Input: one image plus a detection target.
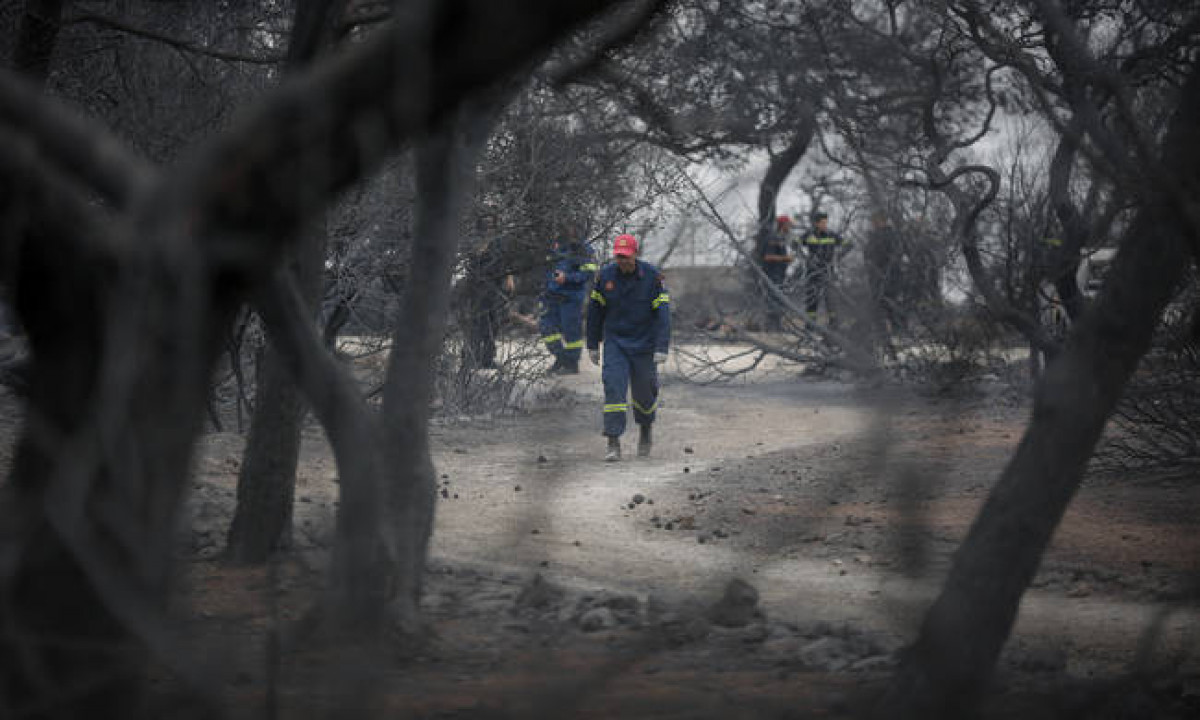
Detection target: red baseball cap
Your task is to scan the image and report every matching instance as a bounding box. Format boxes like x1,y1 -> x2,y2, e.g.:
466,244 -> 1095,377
613,234 -> 639,256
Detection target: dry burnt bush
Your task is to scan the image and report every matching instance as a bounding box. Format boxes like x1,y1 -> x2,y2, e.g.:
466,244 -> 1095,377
1096,274 -> 1200,476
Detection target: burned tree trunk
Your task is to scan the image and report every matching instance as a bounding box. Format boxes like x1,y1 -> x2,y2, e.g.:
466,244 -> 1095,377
12,0 -> 63,83
325,101 -> 499,633
226,0 -> 347,563
225,334 -> 307,560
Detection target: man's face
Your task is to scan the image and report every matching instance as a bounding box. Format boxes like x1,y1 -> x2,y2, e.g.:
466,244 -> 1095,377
815,218 -> 828,232
616,253 -> 637,273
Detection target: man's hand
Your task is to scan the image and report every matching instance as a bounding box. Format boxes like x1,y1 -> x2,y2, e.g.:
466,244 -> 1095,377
589,349 -> 601,366
654,351 -> 668,366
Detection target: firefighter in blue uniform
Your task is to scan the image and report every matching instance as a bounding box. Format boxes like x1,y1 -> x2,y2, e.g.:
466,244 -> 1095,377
586,234 -> 671,462
539,230 -> 597,374
802,211 -> 850,325
760,214 -> 796,331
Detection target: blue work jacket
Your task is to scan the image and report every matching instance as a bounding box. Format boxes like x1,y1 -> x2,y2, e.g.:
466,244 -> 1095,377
801,228 -> 849,267
586,260 -> 671,354
543,242 -> 597,299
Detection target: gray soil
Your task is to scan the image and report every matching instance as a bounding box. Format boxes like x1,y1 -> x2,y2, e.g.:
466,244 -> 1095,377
6,341 -> 1197,717
173,344 -> 1200,718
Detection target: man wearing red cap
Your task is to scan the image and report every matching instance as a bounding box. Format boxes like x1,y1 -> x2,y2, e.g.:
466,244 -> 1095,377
587,234 -> 671,461
760,215 -> 796,331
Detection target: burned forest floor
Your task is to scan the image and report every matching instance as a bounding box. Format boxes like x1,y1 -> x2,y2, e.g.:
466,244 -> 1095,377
4,340 -> 1200,718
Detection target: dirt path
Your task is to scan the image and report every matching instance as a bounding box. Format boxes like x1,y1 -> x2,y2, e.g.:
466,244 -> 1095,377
413,347 -> 1199,677
173,344 -> 1200,715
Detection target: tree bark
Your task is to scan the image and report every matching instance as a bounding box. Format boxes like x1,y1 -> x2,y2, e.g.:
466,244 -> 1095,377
12,0 -> 63,83
226,0 -> 348,563
1046,114 -> 1091,323
322,104 -> 495,633
875,62 -> 1200,719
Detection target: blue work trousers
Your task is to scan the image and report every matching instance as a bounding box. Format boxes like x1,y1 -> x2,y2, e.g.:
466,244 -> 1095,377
539,294 -> 584,364
763,262 -> 788,329
804,260 -> 833,317
602,343 -> 658,437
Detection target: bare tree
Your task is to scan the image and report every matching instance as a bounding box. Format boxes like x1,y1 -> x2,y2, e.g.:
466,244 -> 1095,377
875,2 -> 1200,715
226,0 -> 348,565
0,2 -> 654,715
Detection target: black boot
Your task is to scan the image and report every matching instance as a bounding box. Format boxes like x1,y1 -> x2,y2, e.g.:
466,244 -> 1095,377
637,424 -> 652,458
605,435 -> 621,462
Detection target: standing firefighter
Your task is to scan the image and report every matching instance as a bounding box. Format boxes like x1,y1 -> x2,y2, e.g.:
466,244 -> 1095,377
458,224 -> 514,370
864,211 -> 903,336
760,215 -> 796,331
539,231 -> 597,374
1033,231 -> 1084,324
801,211 -> 850,325
587,234 -> 671,462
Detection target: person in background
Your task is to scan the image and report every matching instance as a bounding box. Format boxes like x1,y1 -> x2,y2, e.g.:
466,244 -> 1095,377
1034,229 -> 1084,323
759,215 -> 796,332
538,226 -> 596,374
458,215 -> 514,370
801,211 -> 850,326
587,234 -> 671,462
864,211 -> 903,337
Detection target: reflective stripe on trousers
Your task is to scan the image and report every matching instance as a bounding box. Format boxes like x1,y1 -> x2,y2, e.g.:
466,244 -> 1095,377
539,295 -> 585,362
601,343 -> 659,437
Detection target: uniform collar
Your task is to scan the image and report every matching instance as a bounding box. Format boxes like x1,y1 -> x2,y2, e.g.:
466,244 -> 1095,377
616,261 -> 642,278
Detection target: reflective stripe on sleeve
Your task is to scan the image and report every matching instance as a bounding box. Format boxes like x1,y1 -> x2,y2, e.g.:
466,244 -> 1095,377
651,293 -> 670,309
590,290 -> 607,305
